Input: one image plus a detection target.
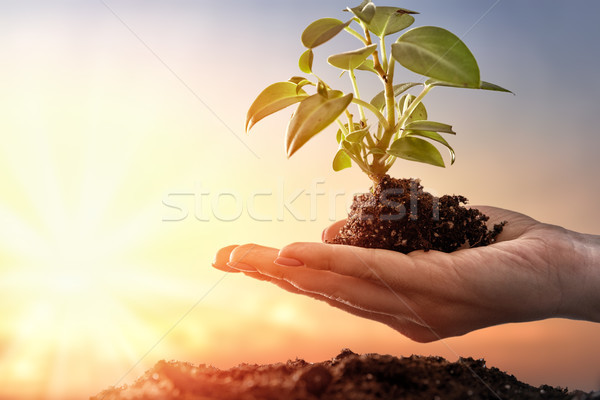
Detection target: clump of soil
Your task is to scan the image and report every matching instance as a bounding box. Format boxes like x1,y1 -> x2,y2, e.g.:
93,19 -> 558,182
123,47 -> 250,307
328,175 -> 505,253
92,349 -> 593,400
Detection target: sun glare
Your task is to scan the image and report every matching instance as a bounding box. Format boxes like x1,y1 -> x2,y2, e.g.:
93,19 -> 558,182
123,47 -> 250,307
0,205 -> 156,399
0,90 -> 205,399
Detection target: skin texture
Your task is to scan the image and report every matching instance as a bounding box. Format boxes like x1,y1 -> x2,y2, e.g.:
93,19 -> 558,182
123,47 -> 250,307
212,206 -> 600,342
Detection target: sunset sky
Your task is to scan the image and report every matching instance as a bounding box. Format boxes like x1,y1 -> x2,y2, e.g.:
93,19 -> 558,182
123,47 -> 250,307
1,1 -> 600,399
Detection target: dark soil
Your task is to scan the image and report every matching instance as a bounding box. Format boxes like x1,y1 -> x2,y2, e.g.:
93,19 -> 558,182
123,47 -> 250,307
328,175 -> 505,253
92,349 -> 594,400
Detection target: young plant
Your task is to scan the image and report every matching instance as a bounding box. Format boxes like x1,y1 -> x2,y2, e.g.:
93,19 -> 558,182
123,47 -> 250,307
246,0 -> 510,185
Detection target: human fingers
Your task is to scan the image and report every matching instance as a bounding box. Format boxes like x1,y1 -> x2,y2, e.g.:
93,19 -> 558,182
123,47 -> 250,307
226,243 -> 418,316
226,243 -> 279,274
322,219 -> 347,242
212,245 -> 241,272
228,244 -> 448,341
277,241 -> 421,284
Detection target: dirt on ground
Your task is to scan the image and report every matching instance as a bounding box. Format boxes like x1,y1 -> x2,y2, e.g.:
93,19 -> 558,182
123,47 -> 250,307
328,175 -> 505,253
92,349 -> 595,400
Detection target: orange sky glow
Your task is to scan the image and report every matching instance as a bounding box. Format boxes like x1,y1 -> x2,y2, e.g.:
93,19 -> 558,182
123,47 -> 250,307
1,1 -> 600,399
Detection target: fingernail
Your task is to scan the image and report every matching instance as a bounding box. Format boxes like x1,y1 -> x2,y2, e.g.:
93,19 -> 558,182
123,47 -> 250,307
321,229 -> 326,242
274,257 -> 304,267
226,262 -> 257,272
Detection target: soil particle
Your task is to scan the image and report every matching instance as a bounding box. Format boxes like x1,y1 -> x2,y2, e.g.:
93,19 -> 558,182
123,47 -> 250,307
92,349 -> 594,400
328,175 -> 505,253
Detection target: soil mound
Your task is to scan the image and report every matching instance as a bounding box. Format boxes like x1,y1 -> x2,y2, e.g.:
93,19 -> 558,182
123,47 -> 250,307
92,349 -> 594,400
328,175 -> 505,253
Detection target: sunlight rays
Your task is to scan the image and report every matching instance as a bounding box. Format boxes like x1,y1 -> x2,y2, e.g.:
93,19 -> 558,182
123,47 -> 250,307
0,84 -> 206,399
0,165 -> 199,399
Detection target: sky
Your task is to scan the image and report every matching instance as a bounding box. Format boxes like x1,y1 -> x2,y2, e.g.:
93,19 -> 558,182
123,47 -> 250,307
1,1 -> 600,399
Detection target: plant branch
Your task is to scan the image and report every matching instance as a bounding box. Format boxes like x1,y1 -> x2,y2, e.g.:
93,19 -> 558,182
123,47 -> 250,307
344,26 -> 368,45
361,23 -> 387,79
347,151 -> 371,175
351,98 -> 389,130
397,84 -> 433,129
349,69 -> 366,122
345,110 -> 354,131
384,60 -> 396,128
336,119 -> 349,136
337,138 -> 371,174
380,35 -> 388,72
365,131 -> 375,148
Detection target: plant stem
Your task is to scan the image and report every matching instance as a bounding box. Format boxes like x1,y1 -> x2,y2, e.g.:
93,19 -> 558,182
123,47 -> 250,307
362,23 -> 386,78
345,110 -> 354,132
396,85 -> 433,129
336,120 -> 371,175
345,147 -> 371,175
365,131 -> 375,148
384,60 -> 396,128
380,35 -> 388,73
344,27 -> 368,45
349,69 -> 366,122
368,56 -> 398,177
336,119 -> 349,136
350,98 -> 389,130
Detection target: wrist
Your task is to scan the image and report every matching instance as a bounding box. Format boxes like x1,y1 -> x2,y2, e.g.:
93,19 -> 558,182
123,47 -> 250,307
557,229 -> 600,322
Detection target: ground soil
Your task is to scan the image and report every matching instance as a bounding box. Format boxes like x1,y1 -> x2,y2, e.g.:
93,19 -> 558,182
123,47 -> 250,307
328,175 -> 505,253
92,349 -> 595,400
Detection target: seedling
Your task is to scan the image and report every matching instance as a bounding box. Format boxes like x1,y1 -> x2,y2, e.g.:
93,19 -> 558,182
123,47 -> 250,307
246,0 -> 510,185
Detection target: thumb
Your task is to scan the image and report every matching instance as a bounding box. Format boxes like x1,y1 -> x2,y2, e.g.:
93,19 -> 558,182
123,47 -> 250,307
322,219 -> 347,243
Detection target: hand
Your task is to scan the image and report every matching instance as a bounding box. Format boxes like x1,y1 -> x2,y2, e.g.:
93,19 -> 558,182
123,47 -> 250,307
212,206 -> 600,342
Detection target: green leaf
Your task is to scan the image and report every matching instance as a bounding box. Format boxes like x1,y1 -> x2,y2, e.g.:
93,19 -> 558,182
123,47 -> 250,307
347,1 -> 376,24
392,26 -> 480,87
356,59 -> 378,74
246,82 -> 308,132
302,18 -> 352,49
370,82 -> 421,110
341,140 -> 361,156
387,137 -> 445,167
405,130 -> 455,164
288,76 -> 305,85
345,127 -> 369,143
480,81 -> 513,93
332,149 -> 352,171
288,77 -> 314,93
405,120 -> 455,134
299,49 -> 314,74
367,7 -> 417,37
286,93 -> 353,157
398,94 -> 427,123
337,123 -> 361,143
328,44 -> 378,70
426,79 -> 513,94
317,80 -> 328,97
328,90 -> 346,99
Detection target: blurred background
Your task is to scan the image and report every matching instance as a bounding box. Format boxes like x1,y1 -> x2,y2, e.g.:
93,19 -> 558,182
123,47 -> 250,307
1,1 -> 599,399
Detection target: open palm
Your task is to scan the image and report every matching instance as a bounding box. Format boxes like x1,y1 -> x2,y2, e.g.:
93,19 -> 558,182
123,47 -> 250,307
213,206 -> 593,342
